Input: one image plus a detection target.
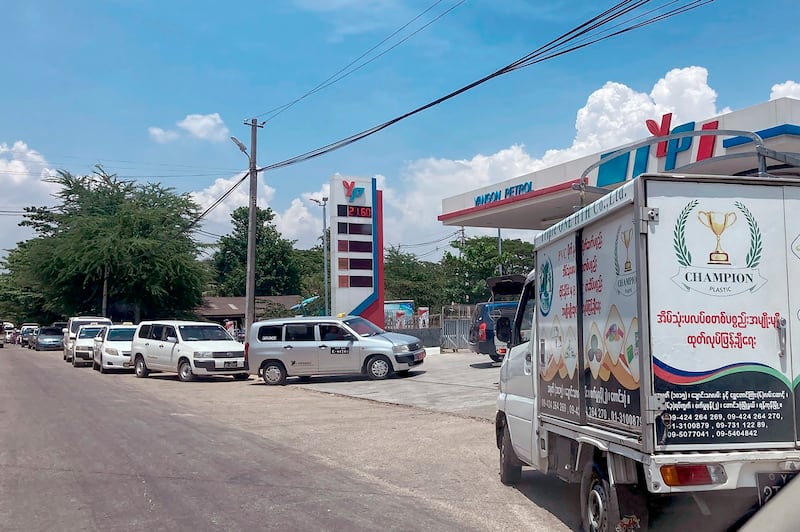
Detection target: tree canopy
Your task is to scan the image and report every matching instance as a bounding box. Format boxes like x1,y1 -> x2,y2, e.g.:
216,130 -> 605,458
211,206 -> 301,298
3,167 -> 207,321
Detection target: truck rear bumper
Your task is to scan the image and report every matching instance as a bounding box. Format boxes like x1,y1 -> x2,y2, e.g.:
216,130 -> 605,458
647,451 -> 800,495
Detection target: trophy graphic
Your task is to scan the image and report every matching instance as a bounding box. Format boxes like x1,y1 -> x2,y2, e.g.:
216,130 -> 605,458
621,228 -> 633,272
697,211 -> 737,264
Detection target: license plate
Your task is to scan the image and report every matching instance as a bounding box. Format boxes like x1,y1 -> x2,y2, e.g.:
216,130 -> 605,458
757,472 -> 797,506
224,361 -> 238,368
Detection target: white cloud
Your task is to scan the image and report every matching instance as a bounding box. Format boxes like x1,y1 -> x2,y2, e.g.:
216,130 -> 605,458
148,113 -> 230,144
293,0 -> 408,38
0,141 -> 59,255
770,80 -> 800,100
148,126 -> 179,143
177,113 -> 230,142
377,66 -> 729,260
189,172 -> 278,246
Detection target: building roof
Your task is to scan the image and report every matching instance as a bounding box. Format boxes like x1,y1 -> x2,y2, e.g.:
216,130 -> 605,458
195,296 -> 302,320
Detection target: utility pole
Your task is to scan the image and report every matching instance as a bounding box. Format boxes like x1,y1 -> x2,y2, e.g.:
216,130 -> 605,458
311,196 -> 329,316
231,119 -> 263,338
497,228 -> 502,276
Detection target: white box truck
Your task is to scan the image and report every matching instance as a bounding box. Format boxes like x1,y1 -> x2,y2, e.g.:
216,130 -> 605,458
495,172 -> 800,531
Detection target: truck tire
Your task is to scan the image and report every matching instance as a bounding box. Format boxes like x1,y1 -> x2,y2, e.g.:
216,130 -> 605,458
500,423 -> 522,485
134,356 -> 149,378
366,355 -> 392,380
580,462 -> 620,532
262,361 -> 287,385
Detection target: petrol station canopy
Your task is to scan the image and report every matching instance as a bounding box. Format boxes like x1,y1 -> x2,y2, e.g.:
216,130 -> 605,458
438,98 -> 800,231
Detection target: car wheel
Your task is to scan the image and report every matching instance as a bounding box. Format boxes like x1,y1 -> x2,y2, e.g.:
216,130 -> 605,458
134,356 -> 149,378
580,462 -> 620,532
366,355 -> 393,380
233,373 -> 249,381
262,361 -> 287,385
99,354 -> 106,374
500,423 -> 522,485
178,360 -> 195,382
489,354 -> 502,363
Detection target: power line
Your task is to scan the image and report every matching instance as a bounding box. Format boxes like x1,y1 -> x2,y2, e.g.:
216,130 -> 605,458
255,0 -> 462,122
395,230 -> 460,249
191,0 -> 712,227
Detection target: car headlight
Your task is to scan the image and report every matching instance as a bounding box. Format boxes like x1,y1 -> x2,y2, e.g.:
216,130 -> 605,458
392,344 -> 411,353
193,351 -> 212,358
105,347 -> 119,356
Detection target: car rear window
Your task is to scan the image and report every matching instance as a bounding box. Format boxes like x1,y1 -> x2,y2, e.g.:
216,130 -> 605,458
39,327 -> 61,336
258,325 -> 282,342
108,328 -> 136,341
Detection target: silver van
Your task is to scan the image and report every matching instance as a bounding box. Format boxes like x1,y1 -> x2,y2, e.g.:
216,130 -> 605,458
247,315 -> 425,385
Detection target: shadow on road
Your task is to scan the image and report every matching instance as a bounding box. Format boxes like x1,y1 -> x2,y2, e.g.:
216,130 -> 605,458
512,471 -> 581,530
247,370 -> 428,386
469,362 -> 498,370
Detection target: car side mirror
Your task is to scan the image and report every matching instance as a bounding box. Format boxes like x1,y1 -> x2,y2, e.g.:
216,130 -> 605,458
495,317 -> 512,343
62,328 -> 68,334
166,336 -> 178,343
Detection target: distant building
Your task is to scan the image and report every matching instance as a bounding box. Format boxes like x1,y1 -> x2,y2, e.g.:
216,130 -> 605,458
195,295 -> 301,327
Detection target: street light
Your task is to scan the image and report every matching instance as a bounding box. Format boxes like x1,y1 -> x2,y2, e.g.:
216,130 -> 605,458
311,196 -> 329,316
230,129 -> 258,336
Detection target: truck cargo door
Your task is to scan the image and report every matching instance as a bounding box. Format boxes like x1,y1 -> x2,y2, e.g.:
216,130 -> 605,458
646,179 -> 794,449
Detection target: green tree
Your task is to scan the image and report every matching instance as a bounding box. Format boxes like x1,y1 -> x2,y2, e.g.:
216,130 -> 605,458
212,206 -> 301,297
6,167 -> 208,321
384,247 -> 449,310
440,236 -> 534,304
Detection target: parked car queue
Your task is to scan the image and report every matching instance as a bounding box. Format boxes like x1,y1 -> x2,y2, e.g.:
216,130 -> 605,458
41,315 -> 426,385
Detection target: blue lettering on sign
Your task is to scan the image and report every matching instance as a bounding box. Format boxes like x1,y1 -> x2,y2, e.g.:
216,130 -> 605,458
349,187 -> 365,202
474,181 -> 533,207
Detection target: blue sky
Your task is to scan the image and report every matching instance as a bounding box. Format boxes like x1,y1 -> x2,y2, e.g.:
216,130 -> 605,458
2,0 -> 800,260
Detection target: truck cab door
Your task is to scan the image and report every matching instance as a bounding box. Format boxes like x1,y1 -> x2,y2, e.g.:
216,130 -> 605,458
500,279 -> 545,470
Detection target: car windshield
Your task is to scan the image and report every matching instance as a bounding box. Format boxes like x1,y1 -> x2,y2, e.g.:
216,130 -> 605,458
78,327 -> 104,339
39,327 -> 61,336
178,325 -> 231,341
343,317 -> 385,337
107,329 -> 136,341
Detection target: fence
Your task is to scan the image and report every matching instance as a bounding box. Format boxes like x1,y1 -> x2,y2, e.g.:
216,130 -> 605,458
440,304 -> 474,352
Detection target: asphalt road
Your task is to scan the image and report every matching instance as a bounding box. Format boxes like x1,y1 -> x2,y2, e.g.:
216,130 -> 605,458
0,345 -> 574,531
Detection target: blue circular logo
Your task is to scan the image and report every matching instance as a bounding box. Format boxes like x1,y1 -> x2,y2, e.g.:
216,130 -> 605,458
539,256 -> 553,316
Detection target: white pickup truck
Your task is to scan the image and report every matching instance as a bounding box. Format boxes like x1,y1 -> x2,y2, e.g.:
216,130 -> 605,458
495,171 -> 800,531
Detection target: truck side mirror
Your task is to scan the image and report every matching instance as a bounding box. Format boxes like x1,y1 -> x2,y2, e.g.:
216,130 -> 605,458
495,317 -> 511,343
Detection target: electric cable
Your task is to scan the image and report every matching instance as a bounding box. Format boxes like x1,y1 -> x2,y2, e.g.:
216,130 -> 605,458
190,0 -> 712,227
255,0 -> 461,122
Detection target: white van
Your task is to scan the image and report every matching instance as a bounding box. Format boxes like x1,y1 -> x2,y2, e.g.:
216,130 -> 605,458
131,320 -> 248,382
63,316 -> 112,362
246,315 -> 426,385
